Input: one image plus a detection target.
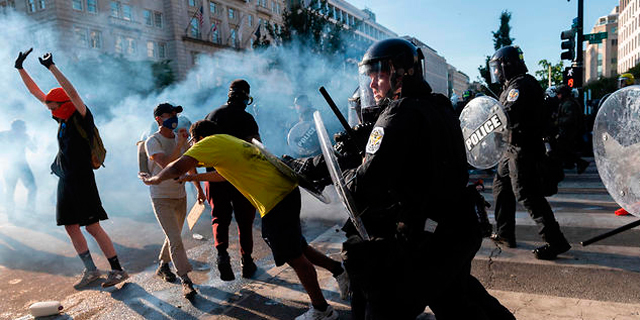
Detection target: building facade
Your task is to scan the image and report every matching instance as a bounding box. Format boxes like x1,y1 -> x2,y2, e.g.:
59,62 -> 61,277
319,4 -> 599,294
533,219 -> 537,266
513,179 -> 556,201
402,36 -> 448,95
448,64 -> 470,100
618,0 -> 640,73
8,0 -> 284,78
585,6 -> 619,83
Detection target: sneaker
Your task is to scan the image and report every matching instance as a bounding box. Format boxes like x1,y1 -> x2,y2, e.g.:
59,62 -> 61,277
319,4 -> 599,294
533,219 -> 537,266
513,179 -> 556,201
181,278 -> 197,300
73,269 -> 101,289
490,233 -> 516,248
102,269 -> 129,288
217,253 -> 235,281
532,242 -> 571,260
156,262 -> 177,282
295,305 -> 338,320
334,270 -> 350,300
241,256 -> 258,278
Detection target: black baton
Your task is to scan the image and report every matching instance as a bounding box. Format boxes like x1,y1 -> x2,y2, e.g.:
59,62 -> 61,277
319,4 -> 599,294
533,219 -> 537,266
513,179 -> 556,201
318,86 -> 363,154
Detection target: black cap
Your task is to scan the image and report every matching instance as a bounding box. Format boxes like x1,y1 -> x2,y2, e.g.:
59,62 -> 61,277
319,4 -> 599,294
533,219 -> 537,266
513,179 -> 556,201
154,103 -> 183,117
229,79 -> 250,95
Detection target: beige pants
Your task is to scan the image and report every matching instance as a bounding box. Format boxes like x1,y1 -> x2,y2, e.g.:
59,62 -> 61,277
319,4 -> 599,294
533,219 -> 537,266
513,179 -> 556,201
151,197 -> 192,276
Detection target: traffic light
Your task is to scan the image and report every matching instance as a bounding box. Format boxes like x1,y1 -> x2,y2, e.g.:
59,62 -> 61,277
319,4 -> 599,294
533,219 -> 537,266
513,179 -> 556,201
561,28 -> 576,61
563,66 -> 582,88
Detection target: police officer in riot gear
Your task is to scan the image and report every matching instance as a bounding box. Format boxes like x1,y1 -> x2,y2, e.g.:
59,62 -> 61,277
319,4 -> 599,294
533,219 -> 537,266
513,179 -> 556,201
555,84 -> 589,174
342,38 -> 513,320
489,46 -> 571,259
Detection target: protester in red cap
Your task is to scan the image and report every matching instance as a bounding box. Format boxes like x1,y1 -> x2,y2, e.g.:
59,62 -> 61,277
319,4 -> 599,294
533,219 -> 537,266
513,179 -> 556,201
15,48 -> 129,289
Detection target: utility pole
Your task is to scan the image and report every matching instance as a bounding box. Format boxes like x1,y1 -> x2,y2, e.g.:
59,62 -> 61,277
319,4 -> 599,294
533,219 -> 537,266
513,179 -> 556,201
576,0 -> 584,104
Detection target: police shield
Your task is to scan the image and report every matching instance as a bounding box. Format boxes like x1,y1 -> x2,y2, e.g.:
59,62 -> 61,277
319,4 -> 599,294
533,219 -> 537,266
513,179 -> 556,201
593,85 -> 640,216
313,111 -> 370,240
251,139 -> 330,204
287,121 -> 321,157
459,96 -> 510,169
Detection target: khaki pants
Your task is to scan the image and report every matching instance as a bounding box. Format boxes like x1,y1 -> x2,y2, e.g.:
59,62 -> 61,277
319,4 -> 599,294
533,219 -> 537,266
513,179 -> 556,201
151,197 -> 192,276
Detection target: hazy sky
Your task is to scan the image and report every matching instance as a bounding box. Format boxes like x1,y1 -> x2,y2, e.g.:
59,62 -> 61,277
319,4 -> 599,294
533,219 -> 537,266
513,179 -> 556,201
348,0 -> 620,82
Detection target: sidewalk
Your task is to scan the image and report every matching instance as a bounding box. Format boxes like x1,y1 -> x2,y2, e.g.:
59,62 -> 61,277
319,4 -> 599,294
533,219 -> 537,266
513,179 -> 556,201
212,226 -> 640,320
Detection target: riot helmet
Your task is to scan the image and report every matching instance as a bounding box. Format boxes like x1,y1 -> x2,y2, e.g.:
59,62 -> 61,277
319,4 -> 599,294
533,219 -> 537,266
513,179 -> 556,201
358,38 -> 425,118
556,84 -> 571,100
489,46 -> 528,84
618,73 -> 635,89
462,89 -> 474,101
545,85 -> 557,98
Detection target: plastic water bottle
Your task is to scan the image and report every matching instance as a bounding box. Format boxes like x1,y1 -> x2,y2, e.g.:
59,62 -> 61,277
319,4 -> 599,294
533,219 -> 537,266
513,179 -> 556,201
29,301 -> 63,317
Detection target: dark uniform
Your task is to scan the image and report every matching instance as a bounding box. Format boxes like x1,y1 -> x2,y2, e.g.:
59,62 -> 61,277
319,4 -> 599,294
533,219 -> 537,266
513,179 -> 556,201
489,46 -> 571,259
342,38 -> 514,320
555,85 -> 587,172
204,80 -> 259,279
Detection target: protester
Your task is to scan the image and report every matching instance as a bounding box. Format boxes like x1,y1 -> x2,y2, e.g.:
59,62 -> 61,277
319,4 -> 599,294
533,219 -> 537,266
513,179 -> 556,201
144,102 -> 205,299
15,48 -> 128,288
0,119 -> 37,219
204,79 -> 259,281
140,120 -> 348,320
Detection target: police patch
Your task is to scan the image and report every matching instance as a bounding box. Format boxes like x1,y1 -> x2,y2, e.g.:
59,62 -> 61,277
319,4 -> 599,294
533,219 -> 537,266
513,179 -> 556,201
365,127 -> 384,154
507,89 -> 519,102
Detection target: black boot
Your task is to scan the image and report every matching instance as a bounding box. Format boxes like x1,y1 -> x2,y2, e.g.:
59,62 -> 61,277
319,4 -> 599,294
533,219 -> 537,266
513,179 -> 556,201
217,252 -> 235,281
241,255 -> 257,278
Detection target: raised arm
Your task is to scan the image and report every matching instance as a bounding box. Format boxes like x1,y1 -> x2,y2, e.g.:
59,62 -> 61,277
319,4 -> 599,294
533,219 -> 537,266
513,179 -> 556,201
39,53 -> 87,117
15,48 -> 46,103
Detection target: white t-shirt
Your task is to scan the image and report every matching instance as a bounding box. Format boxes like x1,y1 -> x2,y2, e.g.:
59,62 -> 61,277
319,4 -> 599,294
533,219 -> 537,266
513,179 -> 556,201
145,131 -> 187,199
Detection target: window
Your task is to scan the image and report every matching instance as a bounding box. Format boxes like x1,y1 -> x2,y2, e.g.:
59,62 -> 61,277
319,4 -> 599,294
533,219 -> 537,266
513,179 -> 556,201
144,9 -> 152,25
89,30 -> 101,48
212,29 -> 219,43
276,3 -> 280,14
27,0 -> 35,12
209,1 -> 216,14
147,41 -> 155,58
122,4 -> 131,20
154,12 -> 163,28
228,7 -> 234,19
38,0 -> 44,9
271,1 -> 275,13
229,28 -> 236,47
115,35 -> 123,53
74,27 -> 88,47
72,0 -> 82,11
188,0 -> 195,6
190,51 -> 198,65
248,14 -> 252,26
158,43 -> 166,58
110,1 -> 120,17
87,0 -> 97,13
126,37 -> 136,54
190,19 -> 199,38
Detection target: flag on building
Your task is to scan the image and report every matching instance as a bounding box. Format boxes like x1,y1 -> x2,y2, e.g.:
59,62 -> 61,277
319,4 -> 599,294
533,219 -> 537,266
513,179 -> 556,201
195,6 -> 204,26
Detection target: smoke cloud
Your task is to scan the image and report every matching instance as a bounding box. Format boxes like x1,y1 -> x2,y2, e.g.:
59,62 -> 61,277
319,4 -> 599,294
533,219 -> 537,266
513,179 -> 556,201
0,10 -> 357,218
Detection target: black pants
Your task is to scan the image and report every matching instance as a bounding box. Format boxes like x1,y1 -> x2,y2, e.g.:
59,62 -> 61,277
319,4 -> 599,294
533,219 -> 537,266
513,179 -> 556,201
345,223 -> 514,320
493,148 -> 568,245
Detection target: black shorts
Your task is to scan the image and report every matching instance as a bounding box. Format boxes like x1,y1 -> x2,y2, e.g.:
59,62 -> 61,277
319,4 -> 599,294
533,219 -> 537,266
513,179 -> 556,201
261,187 -> 308,266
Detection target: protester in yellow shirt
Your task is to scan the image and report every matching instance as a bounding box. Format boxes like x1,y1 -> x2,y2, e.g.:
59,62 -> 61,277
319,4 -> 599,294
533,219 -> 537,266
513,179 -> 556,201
140,120 -> 349,320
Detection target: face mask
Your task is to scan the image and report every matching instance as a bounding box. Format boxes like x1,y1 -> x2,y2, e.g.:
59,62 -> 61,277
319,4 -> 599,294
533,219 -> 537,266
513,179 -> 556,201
162,116 -> 178,130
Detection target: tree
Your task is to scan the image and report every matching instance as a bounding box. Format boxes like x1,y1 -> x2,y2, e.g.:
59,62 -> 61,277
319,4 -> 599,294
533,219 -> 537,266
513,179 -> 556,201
534,59 -> 564,90
492,10 -> 514,50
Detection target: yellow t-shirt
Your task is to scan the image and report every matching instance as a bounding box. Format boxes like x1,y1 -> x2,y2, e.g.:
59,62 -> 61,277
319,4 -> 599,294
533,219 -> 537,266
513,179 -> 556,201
184,134 -> 298,217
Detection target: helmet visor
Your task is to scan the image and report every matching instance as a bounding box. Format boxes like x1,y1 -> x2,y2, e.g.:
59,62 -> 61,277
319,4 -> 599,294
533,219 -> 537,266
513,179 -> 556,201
489,60 -> 501,84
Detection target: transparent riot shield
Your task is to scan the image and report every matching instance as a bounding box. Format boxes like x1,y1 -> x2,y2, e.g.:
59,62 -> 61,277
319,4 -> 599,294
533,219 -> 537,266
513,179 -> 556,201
459,96 -> 510,169
313,111 -> 370,240
593,85 -> 640,216
251,139 -> 330,204
287,120 -> 321,157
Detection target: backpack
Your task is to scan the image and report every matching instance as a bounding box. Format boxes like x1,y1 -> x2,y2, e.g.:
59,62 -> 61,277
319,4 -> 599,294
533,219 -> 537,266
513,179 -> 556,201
70,115 -> 106,169
137,135 -> 162,175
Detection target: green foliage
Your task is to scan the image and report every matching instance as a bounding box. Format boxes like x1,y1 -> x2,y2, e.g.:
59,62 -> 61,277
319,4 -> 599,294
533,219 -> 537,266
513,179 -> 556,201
534,59 -> 564,90
584,76 -> 618,100
492,10 -> 514,50
625,63 -> 640,80
151,60 -> 176,91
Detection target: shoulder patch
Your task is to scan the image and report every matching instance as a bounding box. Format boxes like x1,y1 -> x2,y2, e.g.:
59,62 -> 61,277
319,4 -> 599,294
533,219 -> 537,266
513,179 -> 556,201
366,127 -> 385,154
507,89 -> 519,102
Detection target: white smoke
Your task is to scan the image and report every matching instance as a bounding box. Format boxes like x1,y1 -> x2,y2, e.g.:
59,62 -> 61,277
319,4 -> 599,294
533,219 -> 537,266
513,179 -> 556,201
0,10 -> 356,218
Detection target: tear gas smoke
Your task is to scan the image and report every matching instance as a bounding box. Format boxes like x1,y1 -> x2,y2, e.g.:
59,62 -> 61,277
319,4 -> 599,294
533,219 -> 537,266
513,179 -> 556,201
0,10 -> 356,221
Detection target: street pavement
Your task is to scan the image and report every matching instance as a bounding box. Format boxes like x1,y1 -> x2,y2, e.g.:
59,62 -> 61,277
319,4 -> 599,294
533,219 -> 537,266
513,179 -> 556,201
2,158 -> 640,319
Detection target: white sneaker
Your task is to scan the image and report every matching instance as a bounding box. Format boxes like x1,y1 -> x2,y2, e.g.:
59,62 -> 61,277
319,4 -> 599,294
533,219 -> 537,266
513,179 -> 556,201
102,269 -> 129,287
334,271 -> 350,300
73,269 -> 101,289
295,305 -> 338,320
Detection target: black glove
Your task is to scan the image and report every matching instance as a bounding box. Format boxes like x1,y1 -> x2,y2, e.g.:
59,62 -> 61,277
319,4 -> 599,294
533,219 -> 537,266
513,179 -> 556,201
38,52 -> 55,69
333,122 -> 374,157
15,48 -> 33,70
